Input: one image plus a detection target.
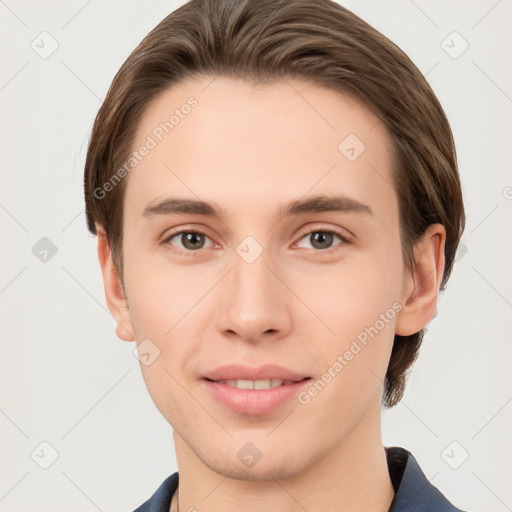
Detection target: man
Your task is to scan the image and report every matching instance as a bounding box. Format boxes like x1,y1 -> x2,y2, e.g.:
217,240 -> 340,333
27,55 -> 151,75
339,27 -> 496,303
83,1 -> 466,510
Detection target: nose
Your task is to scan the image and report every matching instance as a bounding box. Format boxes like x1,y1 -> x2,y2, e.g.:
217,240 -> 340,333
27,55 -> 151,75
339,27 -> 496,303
216,247 -> 293,344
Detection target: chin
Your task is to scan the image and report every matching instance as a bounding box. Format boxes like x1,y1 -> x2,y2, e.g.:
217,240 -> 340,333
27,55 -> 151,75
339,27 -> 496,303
200,449 -> 312,482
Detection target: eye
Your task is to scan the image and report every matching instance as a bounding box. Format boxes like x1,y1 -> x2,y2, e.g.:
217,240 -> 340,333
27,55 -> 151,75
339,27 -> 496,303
163,230 -> 215,253
295,228 -> 351,251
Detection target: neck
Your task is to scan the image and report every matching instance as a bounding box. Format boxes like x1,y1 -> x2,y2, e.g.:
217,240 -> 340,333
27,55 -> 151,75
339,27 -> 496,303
172,396 -> 394,512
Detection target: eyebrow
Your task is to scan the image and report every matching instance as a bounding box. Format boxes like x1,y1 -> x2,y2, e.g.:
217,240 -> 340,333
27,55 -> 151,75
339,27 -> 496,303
142,194 -> 373,220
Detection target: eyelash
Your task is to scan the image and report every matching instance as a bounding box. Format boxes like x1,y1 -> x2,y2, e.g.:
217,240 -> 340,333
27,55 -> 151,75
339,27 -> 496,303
162,226 -> 351,255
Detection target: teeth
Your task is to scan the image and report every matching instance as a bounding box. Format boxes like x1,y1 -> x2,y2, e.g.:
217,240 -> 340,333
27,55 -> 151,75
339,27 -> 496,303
220,379 -> 285,389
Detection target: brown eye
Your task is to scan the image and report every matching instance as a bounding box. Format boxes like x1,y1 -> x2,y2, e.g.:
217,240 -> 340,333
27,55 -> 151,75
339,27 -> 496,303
296,229 -> 350,251
181,232 -> 205,250
164,231 -> 214,253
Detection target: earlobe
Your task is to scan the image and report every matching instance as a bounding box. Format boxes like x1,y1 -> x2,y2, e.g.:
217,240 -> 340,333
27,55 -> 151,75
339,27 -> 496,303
96,227 -> 135,342
116,306 -> 136,342
395,224 -> 446,336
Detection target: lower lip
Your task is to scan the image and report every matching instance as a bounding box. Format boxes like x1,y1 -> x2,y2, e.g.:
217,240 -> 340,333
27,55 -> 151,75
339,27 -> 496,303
201,378 -> 311,415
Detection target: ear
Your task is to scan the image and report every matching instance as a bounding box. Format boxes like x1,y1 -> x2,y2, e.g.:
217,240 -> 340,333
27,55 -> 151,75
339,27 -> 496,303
96,227 -> 135,342
395,223 -> 446,336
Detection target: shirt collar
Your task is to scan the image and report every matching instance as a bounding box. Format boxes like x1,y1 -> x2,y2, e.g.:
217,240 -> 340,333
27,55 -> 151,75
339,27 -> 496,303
386,446 -> 464,511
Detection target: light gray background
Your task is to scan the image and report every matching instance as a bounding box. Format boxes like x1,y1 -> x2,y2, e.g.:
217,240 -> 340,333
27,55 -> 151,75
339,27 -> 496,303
1,1 -> 511,511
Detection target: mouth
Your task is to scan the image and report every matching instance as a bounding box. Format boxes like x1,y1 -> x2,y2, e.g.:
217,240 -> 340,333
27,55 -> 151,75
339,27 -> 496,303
201,366 -> 313,415
203,377 -> 311,390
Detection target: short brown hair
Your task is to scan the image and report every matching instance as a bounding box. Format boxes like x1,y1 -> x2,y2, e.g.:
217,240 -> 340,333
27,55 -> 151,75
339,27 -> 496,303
84,0 -> 465,407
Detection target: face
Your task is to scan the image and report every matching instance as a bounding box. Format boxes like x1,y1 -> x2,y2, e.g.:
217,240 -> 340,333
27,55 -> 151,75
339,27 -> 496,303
115,76 -> 413,480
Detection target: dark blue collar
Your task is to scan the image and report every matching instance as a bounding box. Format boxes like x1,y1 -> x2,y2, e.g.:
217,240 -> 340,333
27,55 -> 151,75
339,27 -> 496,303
386,447 -> 465,511
132,446 -> 465,511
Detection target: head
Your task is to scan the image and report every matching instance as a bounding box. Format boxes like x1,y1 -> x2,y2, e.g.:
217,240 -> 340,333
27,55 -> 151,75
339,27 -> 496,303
84,0 -> 464,479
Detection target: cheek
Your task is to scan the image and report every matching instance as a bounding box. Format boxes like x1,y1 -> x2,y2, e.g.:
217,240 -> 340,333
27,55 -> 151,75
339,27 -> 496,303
123,255 -> 214,389
122,244 -> 207,335
297,248 -> 403,337
294,264 -> 401,424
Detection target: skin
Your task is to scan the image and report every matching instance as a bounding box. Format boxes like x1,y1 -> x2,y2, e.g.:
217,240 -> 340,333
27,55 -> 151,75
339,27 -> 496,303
97,76 -> 446,512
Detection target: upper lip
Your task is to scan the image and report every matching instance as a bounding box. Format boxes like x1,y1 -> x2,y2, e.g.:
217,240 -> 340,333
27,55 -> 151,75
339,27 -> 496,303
203,364 -> 310,382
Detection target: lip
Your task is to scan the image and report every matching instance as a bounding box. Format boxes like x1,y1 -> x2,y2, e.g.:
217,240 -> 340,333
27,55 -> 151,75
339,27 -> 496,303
202,364 -> 309,382
201,364 -> 312,415
201,379 -> 311,415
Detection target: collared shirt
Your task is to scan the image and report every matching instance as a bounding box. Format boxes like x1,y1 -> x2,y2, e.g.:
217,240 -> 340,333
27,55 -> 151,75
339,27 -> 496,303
132,446 -> 466,511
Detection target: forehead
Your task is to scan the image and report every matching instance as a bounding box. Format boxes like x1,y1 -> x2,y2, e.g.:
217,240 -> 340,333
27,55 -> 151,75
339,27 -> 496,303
124,75 -> 396,222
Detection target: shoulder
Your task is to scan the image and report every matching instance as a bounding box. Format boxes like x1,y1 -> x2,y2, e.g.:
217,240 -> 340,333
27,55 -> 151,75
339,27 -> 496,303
386,446 -> 467,512
131,472 -> 179,512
